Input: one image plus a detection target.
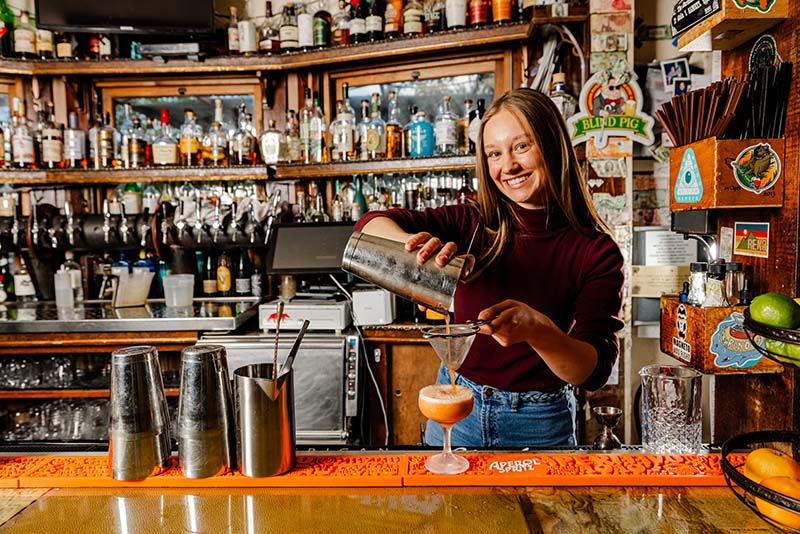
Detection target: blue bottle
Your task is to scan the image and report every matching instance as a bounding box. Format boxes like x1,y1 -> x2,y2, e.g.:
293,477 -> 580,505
408,111 -> 434,157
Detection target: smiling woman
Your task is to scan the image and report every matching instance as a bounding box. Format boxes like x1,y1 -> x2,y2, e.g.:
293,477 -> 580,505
354,87 -> 625,448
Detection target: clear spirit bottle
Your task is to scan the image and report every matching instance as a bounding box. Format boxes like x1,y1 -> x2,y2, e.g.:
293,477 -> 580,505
299,87 -> 314,163
549,72 -> 577,119
297,2 -> 314,50
366,93 -> 386,159
97,112 -> 117,169
309,95 -> 329,163
231,103 -> 257,165
41,102 -> 64,169
118,103 -> 135,168
357,99 -> 370,161
203,121 -> 228,167
457,98 -> 472,155
284,109 -> 302,163
227,6 -> 240,54
259,119 -> 286,163
11,100 -> 35,169
434,95 -> 458,155
63,111 -> 85,169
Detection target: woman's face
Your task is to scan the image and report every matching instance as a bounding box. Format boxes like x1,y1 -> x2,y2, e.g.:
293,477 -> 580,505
483,108 -> 547,209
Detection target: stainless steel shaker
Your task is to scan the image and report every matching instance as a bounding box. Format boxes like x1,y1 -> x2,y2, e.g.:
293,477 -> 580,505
234,363 -> 296,477
177,344 -> 237,478
109,345 -> 172,481
341,231 -> 466,314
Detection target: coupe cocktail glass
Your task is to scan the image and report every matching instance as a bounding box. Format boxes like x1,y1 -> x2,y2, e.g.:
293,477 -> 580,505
419,323 -> 480,474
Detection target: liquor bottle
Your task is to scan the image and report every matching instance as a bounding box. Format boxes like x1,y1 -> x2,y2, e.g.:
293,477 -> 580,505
234,250 -> 251,297
313,3 -> 332,48
98,33 -> 112,59
403,0 -> 425,36
238,12 -> 258,56
332,84 -> 357,161
259,119 -> 286,163
142,183 -> 160,213
36,26 -> 54,60
11,101 -> 36,169
351,175 -> 368,221
13,11 -> 36,60
280,2 -> 299,51
128,117 -> 148,168
97,112 -> 117,168
299,87 -> 313,163
409,110 -> 434,157
424,0 -> 445,32
309,95 -> 329,163
434,95 -> 458,155
144,117 -> 157,164
179,109 -> 204,166
549,72 -> 577,119
14,255 -> 35,303
41,102 -> 64,169
307,191 -> 330,222
122,183 -> 141,215
350,0 -> 368,44
492,0 -> 512,23
0,0 -> 13,58
329,100 -> 342,161
293,190 -> 307,222
228,6 -> 240,54
297,2 -> 314,50
116,103 -> 134,168
367,0 -> 384,41
32,104 -> 47,166
456,171 -> 476,204
0,123 -> 5,168
55,32 -> 72,60
385,90 -> 404,158
332,180 -> 344,221
152,109 -> 179,166
457,98 -> 472,154
357,99 -> 370,161
60,251 -> 85,303
367,93 -> 387,159
384,0 -> 403,38
332,0 -> 350,46
62,112 -> 85,169
468,97 -> 485,153
259,1 -> 281,54
469,0 -> 489,26
0,255 -> 12,302
403,104 -> 417,159
203,252 -> 218,297
445,0 -> 466,28
216,250 -> 232,297
284,109 -> 302,162
231,103 -> 257,165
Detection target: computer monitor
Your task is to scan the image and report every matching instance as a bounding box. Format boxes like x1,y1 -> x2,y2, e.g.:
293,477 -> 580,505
265,222 -> 355,275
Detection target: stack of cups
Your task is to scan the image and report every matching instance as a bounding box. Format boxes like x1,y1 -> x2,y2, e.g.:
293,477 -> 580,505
176,344 -> 237,478
108,346 -> 172,481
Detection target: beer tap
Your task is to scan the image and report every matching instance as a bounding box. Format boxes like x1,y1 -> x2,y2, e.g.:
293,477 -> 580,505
211,198 -> 222,244
193,190 -> 204,244
139,207 -> 150,248
263,189 -> 281,245
64,202 -> 75,247
10,205 -> 18,247
230,201 -> 240,243
118,202 -> 130,245
248,202 -> 257,244
161,203 -> 170,246
46,215 -> 58,249
102,199 -> 111,244
175,199 -> 186,241
30,198 -> 39,247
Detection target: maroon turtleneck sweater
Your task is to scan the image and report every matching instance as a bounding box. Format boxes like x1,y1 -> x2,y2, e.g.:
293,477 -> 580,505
354,203 -> 625,392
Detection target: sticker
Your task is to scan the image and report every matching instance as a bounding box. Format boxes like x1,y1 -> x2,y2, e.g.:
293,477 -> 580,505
591,33 -> 629,52
734,222 -> 769,258
587,136 -> 633,158
590,0 -> 632,12
567,68 -> 655,148
719,226 -> 734,262
731,142 -> 781,194
672,303 -> 691,363
749,34 -> 780,71
592,192 -> 629,226
672,0 -> 721,37
674,148 -> 703,203
711,312 -> 764,369
589,157 -> 627,177
589,51 -> 628,74
733,0 -> 776,13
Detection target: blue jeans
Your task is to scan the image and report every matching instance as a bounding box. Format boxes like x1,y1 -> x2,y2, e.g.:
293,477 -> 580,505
424,365 -> 576,448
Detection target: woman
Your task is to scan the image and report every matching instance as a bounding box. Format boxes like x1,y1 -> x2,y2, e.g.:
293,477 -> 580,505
354,88 -> 624,447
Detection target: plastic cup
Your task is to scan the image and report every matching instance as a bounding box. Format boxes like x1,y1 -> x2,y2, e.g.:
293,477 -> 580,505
54,271 -> 74,309
164,274 -> 195,307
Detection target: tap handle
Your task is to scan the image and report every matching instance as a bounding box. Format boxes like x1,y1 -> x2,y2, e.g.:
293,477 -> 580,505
212,199 -> 221,243
264,189 -> 282,245
119,202 -> 128,244
231,201 -> 239,243
11,204 -> 18,246
64,202 -> 75,246
140,207 -> 150,248
161,203 -> 170,245
102,199 -> 111,244
30,199 -> 39,246
248,202 -> 256,244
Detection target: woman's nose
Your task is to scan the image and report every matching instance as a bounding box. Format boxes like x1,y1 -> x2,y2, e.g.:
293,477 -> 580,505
501,152 -> 520,173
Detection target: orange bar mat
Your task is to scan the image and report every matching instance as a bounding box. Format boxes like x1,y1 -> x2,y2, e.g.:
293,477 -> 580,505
18,454 -> 405,488
0,457 -> 50,488
403,453 -> 748,487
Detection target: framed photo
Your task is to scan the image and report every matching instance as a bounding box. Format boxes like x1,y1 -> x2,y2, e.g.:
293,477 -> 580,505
660,58 -> 690,89
673,77 -> 691,96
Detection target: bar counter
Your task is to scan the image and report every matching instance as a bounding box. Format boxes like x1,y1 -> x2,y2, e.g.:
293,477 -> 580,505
0,451 -> 777,533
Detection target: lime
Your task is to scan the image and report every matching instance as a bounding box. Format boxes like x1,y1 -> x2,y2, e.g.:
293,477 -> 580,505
750,292 -> 800,329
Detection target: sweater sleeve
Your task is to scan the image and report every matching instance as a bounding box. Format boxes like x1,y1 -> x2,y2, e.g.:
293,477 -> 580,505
570,234 -> 625,391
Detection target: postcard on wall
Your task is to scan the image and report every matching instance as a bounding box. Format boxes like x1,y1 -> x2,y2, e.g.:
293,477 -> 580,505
590,12 -> 633,34
587,137 -> 633,158
590,0 -> 632,13
591,33 -> 629,53
590,51 -> 629,74
734,222 -> 769,258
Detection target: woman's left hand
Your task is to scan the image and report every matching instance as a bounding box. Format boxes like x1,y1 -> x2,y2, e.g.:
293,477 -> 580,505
476,299 -> 554,347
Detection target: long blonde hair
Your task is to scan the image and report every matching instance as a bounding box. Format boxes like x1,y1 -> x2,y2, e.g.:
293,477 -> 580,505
468,87 -> 610,281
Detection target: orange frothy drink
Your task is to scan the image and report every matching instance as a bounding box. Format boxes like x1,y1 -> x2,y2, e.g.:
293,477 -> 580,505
418,384 -> 474,426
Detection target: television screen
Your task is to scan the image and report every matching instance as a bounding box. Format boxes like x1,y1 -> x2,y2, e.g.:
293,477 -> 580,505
34,0 -> 215,34
266,223 -> 355,275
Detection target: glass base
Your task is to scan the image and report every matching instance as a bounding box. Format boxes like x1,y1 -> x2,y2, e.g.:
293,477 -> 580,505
424,451 -> 470,475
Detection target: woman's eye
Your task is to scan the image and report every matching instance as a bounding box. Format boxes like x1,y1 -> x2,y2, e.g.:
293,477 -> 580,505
515,143 -> 528,152
487,151 -> 500,159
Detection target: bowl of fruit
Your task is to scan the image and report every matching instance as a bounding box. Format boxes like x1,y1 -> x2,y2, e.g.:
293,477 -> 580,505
743,293 -> 800,367
722,431 -> 800,531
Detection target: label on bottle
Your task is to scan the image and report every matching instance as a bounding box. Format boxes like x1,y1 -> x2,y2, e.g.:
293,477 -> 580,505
12,133 -> 34,164
217,266 -> 232,293
492,0 -> 512,22
0,135 -> 4,162
235,277 -> 251,295
98,131 -> 115,163
468,116 -> 482,144
238,20 -> 258,53
445,0 -> 467,27
384,4 -> 398,32
123,191 -> 141,215
333,26 -> 350,46
280,24 -> 299,47
403,8 -> 424,34
0,22 -> 6,39
203,279 -> 218,295
62,130 -> 83,162
56,41 -> 72,59
152,143 -> 179,165
42,138 -> 64,163
410,122 -> 434,157
298,13 -> 314,47
0,195 -> 13,217
228,27 -> 240,51
14,29 -> 35,54
99,35 -> 112,57
435,120 -> 458,147
250,273 -> 264,297
349,18 -> 366,36
386,126 -> 403,158
366,129 -> 381,152
261,133 -> 281,163
366,15 -> 382,33
14,273 -> 35,297
313,17 -> 331,46
129,138 -> 147,166
36,30 -> 53,53
180,137 -> 201,157
469,0 -> 488,25
259,35 -> 280,52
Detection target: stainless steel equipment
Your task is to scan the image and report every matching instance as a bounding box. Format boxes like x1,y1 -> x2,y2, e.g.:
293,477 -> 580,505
176,344 -> 237,478
198,330 -> 360,445
108,345 -> 171,481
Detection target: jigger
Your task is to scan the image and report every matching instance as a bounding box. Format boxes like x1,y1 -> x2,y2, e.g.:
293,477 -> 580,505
109,345 -> 172,481
177,345 -> 237,478
592,406 -> 623,450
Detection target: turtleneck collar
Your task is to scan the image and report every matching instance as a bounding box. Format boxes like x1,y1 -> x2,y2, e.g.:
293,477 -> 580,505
510,202 -> 569,233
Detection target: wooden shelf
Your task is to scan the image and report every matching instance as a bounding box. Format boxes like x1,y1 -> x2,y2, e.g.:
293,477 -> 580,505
0,23 -> 530,76
0,155 -> 475,185
676,0 -> 787,51
0,388 -> 180,399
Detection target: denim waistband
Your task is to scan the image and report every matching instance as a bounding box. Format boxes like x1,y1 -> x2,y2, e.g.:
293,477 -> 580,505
452,370 -> 571,405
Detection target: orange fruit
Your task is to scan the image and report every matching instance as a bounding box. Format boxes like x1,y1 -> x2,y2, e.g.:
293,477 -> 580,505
755,476 -> 800,529
744,448 -> 800,484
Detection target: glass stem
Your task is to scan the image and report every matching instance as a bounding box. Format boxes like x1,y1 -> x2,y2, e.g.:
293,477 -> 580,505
441,424 -> 453,456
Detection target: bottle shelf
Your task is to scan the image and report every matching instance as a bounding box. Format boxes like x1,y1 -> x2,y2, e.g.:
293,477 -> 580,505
0,388 -> 180,399
0,23 -> 531,76
0,155 -> 475,185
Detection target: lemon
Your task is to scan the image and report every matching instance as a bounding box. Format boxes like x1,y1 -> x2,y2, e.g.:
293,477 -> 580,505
750,292 -> 800,329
